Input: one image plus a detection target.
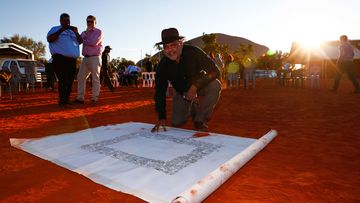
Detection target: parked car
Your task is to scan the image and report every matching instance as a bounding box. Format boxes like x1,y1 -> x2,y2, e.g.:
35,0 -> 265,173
255,69 -> 277,78
1,59 -> 46,86
1,59 -> 45,75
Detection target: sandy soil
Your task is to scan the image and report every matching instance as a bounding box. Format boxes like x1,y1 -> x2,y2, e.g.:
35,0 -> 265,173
0,79 -> 359,202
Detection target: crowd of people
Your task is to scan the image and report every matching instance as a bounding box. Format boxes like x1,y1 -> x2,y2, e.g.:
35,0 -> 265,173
19,12 -> 351,132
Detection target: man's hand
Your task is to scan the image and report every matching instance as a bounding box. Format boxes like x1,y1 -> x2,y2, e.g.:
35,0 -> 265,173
185,85 -> 197,101
60,25 -> 68,32
151,119 -> 167,133
68,26 -> 78,33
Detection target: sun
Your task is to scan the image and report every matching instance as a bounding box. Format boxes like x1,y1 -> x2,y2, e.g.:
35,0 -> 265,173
297,36 -> 322,50
293,20 -> 326,50
291,12 -> 335,51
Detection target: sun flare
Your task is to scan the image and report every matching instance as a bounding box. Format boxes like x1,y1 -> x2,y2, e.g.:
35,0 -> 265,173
291,6 -> 337,51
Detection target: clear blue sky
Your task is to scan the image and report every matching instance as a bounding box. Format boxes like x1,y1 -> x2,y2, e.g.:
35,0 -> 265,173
1,0 -> 359,62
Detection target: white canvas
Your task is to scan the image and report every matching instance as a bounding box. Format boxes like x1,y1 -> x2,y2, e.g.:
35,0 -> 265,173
10,122 -> 276,203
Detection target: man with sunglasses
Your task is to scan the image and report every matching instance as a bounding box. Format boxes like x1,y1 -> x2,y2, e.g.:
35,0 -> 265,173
47,13 -> 82,106
74,15 -> 103,104
151,28 -> 221,132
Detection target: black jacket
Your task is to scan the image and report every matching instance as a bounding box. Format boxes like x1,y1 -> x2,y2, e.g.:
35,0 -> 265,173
101,52 -> 110,70
154,45 -> 220,120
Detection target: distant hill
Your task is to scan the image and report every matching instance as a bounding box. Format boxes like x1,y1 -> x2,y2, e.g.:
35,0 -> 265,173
186,33 -> 269,57
136,33 -> 269,66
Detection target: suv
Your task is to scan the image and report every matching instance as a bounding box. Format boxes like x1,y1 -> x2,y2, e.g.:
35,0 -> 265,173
1,59 -> 45,75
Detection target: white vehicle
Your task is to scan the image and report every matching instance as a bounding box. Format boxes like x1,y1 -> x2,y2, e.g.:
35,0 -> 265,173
1,59 -> 45,75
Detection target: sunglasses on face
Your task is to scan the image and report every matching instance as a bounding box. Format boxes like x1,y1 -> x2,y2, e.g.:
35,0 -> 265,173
87,20 -> 95,24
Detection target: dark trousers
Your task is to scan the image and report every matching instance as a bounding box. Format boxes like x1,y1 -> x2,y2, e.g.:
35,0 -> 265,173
101,67 -> 114,91
52,54 -> 76,104
130,71 -> 139,87
171,79 -> 221,126
45,63 -> 56,91
333,61 -> 360,91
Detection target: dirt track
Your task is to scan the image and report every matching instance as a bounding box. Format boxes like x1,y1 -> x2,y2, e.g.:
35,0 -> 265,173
1,79 -> 359,202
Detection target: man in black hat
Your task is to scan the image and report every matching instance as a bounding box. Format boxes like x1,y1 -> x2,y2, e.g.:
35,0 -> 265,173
101,45 -> 114,92
151,28 -> 221,132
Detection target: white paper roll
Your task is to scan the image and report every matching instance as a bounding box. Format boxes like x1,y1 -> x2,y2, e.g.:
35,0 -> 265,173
172,130 -> 277,203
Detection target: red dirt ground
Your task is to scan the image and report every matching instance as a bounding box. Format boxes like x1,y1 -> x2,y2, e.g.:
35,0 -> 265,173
0,79 -> 359,202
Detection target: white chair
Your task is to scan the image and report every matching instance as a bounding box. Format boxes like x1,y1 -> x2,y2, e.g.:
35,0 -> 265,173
149,72 -> 156,87
142,72 -> 150,87
112,72 -> 119,87
35,72 -> 43,89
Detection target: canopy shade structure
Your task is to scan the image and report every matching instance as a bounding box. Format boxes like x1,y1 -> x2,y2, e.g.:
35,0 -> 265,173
288,40 -> 360,64
0,43 -> 34,61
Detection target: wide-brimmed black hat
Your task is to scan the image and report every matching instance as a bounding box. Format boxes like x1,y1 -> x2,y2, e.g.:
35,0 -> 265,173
155,28 -> 184,45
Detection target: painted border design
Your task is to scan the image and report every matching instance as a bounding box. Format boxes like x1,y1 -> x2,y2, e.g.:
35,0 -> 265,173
80,131 -> 222,175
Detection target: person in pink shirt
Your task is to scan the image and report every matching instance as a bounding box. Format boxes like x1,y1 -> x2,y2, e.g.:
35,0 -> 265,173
75,15 -> 103,104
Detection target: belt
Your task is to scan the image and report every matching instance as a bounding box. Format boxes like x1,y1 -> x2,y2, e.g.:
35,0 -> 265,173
84,55 -> 99,58
52,54 -> 76,60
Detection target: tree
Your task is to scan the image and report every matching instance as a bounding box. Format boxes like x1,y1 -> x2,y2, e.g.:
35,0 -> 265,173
143,53 -> 159,69
257,50 -> 289,70
154,44 -> 163,52
153,44 -> 163,62
1,34 -> 46,60
232,43 -> 256,70
234,43 -> 254,60
110,57 -> 135,71
201,33 -> 229,59
201,33 -> 218,54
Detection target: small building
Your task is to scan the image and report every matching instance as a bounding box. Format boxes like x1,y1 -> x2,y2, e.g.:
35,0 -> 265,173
0,43 -> 34,64
288,40 -> 360,78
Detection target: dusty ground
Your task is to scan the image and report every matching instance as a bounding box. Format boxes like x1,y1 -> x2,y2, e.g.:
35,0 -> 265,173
0,79 -> 359,202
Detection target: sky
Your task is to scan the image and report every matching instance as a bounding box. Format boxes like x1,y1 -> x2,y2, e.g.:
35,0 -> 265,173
1,0 -> 359,62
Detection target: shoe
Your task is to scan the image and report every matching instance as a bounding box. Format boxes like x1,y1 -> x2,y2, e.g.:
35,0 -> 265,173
194,121 -> 209,132
74,99 -> 84,104
58,101 -> 72,107
91,99 -> 97,104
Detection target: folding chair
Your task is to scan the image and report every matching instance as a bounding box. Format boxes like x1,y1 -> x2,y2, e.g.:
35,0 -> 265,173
149,72 -> 156,87
0,70 -> 13,99
141,72 -> 150,87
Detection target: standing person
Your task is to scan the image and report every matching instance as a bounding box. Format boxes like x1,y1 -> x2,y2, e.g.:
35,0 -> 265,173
101,46 -> 114,91
47,13 -> 82,106
210,52 -> 224,72
75,15 -> 103,104
242,56 -> 256,89
226,54 -> 240,89
127,65 -> 141,88
331,35 -> 360,93
151,28 -> 221,132
44,58 -> 56,91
